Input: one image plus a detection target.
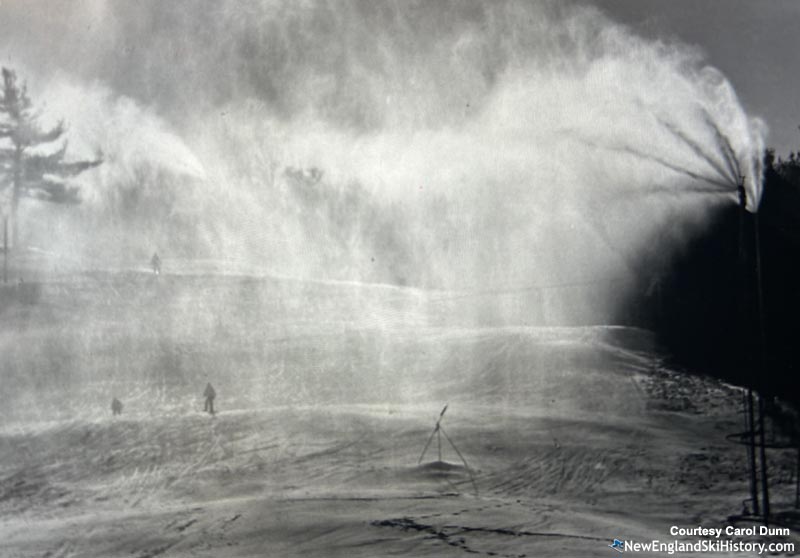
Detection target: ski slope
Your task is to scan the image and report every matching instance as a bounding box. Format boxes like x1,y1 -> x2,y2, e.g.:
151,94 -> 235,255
0,273 -> 797,557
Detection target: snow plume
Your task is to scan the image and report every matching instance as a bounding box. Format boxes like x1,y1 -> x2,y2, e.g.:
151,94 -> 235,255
0,0 -> 765,322
8,73 -> 206,268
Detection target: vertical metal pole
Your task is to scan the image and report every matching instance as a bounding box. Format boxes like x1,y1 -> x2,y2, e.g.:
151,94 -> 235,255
739,180 -> 760,516
741,389 -> 757,514
754,209 -> 770,525
437,427 -> 442,462
758,396 -> 770,524
747,390 -> 760,515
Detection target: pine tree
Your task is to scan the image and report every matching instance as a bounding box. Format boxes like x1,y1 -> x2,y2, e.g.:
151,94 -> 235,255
0,67 -> 102,249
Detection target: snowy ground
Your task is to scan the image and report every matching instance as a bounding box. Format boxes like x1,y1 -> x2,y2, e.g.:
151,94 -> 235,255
0,273 -> 798,557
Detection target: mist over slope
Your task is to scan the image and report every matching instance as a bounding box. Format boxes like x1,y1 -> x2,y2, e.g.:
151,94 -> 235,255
0,271 -> 655,425
0,0 -> 764,326
2,300 -> 778,558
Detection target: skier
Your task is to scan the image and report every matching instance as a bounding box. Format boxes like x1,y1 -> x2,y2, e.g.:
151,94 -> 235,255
151,252 -> 161,275
111,397 -> 123,416
203,382 -> 216,415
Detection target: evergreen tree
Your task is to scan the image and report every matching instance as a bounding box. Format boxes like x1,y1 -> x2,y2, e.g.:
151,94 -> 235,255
0,67 -> 102,248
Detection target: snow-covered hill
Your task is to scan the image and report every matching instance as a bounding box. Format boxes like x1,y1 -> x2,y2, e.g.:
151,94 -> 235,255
0,272 -> 797,557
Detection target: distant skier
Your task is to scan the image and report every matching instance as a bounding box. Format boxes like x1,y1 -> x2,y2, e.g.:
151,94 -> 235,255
203,382 -> 216,415
151,252 -> 161,275
111,397 -> 123,416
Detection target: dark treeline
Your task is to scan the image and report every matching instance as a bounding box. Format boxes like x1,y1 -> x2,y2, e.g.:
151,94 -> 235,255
624,149 -> 800,406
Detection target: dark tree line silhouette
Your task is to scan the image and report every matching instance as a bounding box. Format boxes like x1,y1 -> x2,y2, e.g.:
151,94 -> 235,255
624,147 -> 800,406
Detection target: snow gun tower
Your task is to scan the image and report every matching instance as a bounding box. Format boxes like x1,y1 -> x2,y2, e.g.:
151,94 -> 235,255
734,178 -> 767,522
727,175 -> 800,527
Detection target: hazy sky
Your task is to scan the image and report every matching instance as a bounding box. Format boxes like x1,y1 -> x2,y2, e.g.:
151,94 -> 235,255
594,0 -> 800,156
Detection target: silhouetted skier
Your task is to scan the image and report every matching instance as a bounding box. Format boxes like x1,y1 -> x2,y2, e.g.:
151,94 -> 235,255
151,252 -> 161,275
111,397 -> 123,416
203,383 -> 216,415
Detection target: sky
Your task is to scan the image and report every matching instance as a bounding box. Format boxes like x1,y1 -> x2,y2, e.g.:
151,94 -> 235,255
594,0 -> 800,157
0,1 -> 796,153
